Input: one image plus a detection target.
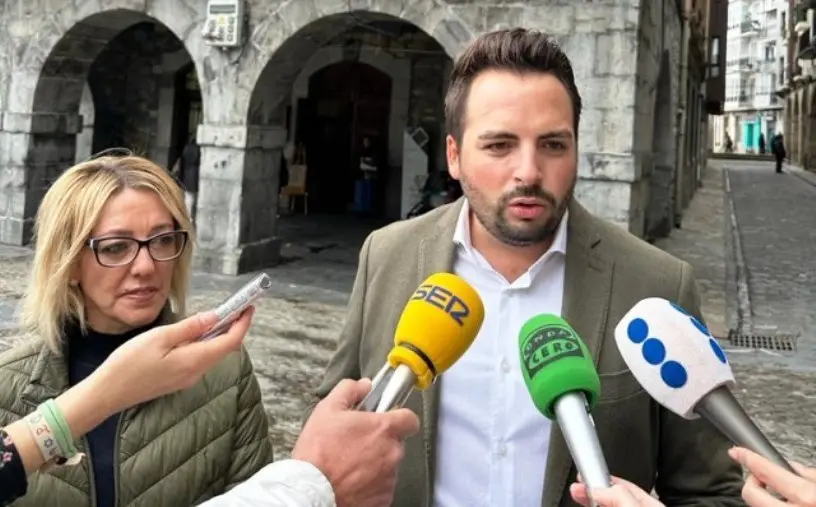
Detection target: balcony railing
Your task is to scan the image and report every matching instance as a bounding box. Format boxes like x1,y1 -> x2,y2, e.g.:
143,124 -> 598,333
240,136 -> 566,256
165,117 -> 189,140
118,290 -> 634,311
740,19 -> 762,35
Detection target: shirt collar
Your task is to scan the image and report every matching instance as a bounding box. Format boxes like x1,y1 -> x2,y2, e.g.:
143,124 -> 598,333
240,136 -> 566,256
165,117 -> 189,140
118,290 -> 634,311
453,198 -> 569,256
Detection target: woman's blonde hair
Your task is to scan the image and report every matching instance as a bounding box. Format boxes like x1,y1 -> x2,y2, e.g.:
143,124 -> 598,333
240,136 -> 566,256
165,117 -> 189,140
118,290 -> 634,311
19,154 -> 195,353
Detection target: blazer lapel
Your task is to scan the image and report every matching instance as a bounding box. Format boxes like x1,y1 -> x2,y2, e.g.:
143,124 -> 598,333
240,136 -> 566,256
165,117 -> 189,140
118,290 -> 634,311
541,200 -> 615,507
415,198 -> 463,507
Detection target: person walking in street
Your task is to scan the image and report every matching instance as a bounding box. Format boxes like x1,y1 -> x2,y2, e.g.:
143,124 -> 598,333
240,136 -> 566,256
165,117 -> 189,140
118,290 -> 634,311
771,132 -> 786,173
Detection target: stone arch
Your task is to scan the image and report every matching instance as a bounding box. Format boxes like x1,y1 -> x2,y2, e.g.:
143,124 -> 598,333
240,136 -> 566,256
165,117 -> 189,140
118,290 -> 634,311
190,8 -> 470,274
289,46 -> 411,170
645,51 -> 675,240
2,7 -> 206,245
244,9 -> 471,127
15,6 -> 207,116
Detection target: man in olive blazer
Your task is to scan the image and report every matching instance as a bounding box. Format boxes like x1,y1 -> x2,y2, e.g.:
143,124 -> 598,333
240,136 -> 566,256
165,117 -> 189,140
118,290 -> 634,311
310,198 -> 745,507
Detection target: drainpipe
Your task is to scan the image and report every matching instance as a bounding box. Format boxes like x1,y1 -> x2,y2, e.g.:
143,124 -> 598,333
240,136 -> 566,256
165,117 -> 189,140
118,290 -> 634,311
675,0 -> 691,225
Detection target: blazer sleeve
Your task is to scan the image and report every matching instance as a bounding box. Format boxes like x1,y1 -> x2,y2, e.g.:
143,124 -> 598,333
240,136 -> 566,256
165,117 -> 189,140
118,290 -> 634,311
224,346 -> 275,491
654,261 -> 746,507
302,232 -> 374,424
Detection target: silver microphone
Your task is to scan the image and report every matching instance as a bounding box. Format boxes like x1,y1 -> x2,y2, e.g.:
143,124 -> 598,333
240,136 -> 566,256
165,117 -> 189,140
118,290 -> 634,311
518,315 -> 611,507
555,394 -> 612,495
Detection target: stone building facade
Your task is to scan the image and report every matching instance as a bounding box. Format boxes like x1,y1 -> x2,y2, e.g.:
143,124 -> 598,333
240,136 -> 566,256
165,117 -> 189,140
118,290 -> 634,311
778,0 -> 816,169
0,0 -> 715,275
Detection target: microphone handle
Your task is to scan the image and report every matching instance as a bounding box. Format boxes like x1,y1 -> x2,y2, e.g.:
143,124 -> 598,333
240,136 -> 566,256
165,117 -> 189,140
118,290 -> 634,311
695,386 -> 798,475
356,363 -> 393,412
554,392 -> 612,507
373,364 -> 416,413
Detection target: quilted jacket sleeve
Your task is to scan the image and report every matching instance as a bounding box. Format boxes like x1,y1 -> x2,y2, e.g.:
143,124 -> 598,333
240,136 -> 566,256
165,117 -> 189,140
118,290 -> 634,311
224,346 -> 275,491
200,460 -> 335,507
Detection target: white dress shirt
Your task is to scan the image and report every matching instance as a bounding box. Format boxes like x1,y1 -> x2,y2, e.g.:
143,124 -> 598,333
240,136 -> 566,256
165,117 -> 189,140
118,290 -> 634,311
433,200 -> 569,507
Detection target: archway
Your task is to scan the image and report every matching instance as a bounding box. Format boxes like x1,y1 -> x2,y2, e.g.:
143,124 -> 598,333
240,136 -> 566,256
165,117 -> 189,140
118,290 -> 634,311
645,51 -> 675,240
5,9 -> 202,244
298,61 -> 393,216
241,10 -> 460,264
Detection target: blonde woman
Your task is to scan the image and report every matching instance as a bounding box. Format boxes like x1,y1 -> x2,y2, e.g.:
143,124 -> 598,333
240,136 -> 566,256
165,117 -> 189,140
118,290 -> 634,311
0,151 -> 273,506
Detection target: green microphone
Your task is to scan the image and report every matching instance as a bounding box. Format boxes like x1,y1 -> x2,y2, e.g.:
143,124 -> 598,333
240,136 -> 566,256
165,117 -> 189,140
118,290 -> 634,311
519,314 -> 611,504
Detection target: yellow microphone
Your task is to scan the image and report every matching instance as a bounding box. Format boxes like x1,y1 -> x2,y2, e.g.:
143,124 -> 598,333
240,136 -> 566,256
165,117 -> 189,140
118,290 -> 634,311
357,272 -> 485,412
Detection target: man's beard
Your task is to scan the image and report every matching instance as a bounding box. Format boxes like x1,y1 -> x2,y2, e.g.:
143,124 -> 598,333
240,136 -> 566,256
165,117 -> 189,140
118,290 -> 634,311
460,174 -> 574,247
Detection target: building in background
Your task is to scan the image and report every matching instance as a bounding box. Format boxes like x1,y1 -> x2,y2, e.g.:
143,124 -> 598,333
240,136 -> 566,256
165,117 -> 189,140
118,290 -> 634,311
712,0 -> 789,153
777,0 -> 816,169
0,0 -> 725,275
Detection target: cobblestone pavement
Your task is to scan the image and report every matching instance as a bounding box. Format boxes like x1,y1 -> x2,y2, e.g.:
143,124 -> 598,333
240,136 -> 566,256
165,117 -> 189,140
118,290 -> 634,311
0,173 -> 814,468
656,160 -> 816,466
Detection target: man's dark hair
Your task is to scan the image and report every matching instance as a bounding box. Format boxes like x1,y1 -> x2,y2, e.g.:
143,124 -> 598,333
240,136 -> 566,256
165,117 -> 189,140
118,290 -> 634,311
444,28 -> 583,142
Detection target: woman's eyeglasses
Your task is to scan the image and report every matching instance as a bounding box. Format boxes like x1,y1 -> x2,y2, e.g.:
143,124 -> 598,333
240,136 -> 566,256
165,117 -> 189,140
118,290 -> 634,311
87,230 -> 189,267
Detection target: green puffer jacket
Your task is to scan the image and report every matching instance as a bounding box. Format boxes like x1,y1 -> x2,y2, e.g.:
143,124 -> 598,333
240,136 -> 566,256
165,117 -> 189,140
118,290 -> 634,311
0,312 -> 274,506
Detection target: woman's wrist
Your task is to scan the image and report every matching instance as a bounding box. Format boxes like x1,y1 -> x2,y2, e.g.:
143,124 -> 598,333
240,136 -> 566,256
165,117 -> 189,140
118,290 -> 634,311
55,373 -> 120,440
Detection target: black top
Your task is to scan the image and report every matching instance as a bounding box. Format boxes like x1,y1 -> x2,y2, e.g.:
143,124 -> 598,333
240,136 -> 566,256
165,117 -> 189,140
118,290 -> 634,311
65,318 -> 157,507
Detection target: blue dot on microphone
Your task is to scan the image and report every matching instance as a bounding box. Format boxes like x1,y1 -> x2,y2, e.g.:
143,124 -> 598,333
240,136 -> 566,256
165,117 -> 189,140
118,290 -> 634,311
690,316 -> 710,337
709,339 -> 728,364
670,302 -> 690,315
642,338 -> 666,365
660,361 -> 688,388
627,318 -> 649,343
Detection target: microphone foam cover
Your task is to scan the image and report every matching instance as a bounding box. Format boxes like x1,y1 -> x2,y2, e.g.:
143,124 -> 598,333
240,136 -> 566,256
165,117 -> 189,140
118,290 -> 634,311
389,272 -> 484,390
614,297 -> 735,419
519,314 -> 601,420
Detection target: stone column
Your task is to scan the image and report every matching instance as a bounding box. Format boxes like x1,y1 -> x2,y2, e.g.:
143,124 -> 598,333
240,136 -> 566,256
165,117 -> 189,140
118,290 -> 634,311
152,74 -> 177,169
0,111 -> 81,244
193,123 -> 284,275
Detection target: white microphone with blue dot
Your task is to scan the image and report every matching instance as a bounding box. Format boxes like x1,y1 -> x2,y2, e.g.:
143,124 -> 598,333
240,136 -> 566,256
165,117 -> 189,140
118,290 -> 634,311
613,297 -> 798,475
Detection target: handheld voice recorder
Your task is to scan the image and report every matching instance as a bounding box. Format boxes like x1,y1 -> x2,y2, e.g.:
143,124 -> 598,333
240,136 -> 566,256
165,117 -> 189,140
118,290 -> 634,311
199,272 -> 272,341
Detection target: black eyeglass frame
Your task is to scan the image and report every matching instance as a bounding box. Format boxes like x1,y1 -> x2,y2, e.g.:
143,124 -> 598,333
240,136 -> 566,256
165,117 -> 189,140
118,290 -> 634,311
87,230 -> 190,268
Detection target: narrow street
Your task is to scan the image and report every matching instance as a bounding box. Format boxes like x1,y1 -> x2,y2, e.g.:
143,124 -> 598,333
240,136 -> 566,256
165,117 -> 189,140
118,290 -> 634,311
656,159 -> 816,465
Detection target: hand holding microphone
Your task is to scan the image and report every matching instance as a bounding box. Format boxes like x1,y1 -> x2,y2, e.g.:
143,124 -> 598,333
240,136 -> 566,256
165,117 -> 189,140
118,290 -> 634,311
729,447 -> 816,507
518,314 -> 611,507
357,272 -> 485,412
293,378 -> 419,507
570,476 -> 665,507
614,298 -> 797,475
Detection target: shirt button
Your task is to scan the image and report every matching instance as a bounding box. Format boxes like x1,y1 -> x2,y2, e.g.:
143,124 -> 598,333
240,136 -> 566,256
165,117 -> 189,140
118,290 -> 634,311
501,358 -> 510,373
497,443 -> 507,456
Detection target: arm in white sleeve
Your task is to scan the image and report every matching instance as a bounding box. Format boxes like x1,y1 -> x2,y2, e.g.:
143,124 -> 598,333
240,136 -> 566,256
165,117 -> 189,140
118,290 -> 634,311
199,459 -> 336,507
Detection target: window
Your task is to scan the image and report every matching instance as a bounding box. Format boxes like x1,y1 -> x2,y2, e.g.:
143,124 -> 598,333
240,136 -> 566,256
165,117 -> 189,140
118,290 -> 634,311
781,11 -> 787,36
711,37 -> 721,64
779,56 -> 785,84
765,42 -> 775,61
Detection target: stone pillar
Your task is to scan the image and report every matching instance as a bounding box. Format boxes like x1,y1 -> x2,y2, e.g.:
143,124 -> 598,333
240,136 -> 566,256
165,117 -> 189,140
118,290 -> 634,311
152,74 -> 177,169
75,83 -> 95,163
193,123 -> 284,275
797,107 -> 805,166
0,111 -> 81,245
